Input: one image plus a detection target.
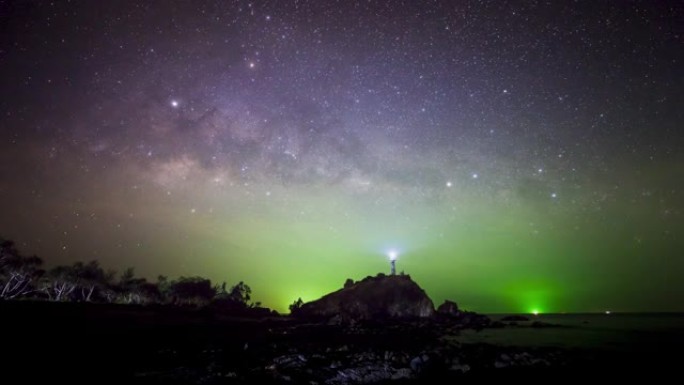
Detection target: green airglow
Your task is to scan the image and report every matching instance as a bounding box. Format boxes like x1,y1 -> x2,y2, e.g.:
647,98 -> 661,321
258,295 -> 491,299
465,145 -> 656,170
4,155 -> 683,314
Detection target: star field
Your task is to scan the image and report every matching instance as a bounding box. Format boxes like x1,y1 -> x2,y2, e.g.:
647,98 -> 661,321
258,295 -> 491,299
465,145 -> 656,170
1,1 -> 682,312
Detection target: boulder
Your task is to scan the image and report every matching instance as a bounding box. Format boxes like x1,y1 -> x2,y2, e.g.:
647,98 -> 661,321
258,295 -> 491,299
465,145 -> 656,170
436,300 -> 459,316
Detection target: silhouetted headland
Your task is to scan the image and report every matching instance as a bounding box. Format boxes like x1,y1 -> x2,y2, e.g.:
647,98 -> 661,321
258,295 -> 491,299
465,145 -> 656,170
294,274 -> 435,320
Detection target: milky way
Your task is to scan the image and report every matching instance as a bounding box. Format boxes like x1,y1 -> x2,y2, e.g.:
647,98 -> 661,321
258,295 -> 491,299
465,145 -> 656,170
1,1 -> 682,312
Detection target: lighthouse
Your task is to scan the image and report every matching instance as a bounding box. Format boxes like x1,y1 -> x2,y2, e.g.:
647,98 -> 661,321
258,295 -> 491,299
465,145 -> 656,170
388,250 -> 398,275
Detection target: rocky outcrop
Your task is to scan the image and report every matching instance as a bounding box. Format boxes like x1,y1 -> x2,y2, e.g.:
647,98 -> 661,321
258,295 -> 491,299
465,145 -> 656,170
436,300 -> 459,316
434,299 -> 491,329
295,274 -> 434,320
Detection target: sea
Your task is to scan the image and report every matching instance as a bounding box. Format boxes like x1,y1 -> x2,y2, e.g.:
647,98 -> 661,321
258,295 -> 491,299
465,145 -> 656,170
455,313 -> 684,352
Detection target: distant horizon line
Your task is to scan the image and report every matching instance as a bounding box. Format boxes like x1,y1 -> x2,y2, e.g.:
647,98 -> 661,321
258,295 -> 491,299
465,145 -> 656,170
485,311 -> 684,315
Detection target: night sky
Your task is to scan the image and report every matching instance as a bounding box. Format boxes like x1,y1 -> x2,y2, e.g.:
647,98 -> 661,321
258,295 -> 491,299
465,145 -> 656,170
1,1 -> 682,313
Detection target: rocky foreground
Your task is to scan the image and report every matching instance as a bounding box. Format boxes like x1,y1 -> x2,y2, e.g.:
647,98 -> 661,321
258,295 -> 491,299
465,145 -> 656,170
4,274 -> 678,383
129,272 -> 579,384
133,317 -> 581,384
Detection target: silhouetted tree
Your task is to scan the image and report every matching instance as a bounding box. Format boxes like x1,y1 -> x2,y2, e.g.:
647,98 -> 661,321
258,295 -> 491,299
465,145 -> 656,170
0,236 -> 271,313
214,281 -> 228,298
98,268 -> 119,303
167,276 -> 216,306
344,278 -> 354,289
0,240 -> 44,299
43,265 -> 78,301
133,281 -> 162,304
289,297 -> 304,314
71,261 -> 113,302
210,280 -> 262,313
157,275 -> 171,301
229,281 -> 251,304
116,267 -> 160,304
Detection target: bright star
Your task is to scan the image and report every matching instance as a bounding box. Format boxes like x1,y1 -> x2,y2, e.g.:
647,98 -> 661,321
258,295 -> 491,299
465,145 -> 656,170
170,100 -> 179,108
446,181 -> 452,187
551,193 -> 557,198
472,173 -> 478,179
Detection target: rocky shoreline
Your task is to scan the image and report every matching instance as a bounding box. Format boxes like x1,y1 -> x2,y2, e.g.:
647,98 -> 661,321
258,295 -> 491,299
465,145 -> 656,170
133,318 -> 581,384
3,300 -> 679,383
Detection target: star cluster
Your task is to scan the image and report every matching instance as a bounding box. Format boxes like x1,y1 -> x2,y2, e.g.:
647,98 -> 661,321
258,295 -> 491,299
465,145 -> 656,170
1,1 -> 682,312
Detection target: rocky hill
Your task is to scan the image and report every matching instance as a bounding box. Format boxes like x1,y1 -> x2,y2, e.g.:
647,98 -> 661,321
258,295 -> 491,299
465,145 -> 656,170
295,274 -> 435,320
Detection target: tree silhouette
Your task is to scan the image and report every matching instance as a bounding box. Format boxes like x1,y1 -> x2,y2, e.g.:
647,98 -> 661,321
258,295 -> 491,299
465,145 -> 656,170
71,261 -> 113,302
229,281 -> 251,304
167,276 -> 216,306
289,297 -> 304,314
116,267 -> 160,304
43,265 -> 78,301
0,240 -> 44,299
0,236 -> 271,314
